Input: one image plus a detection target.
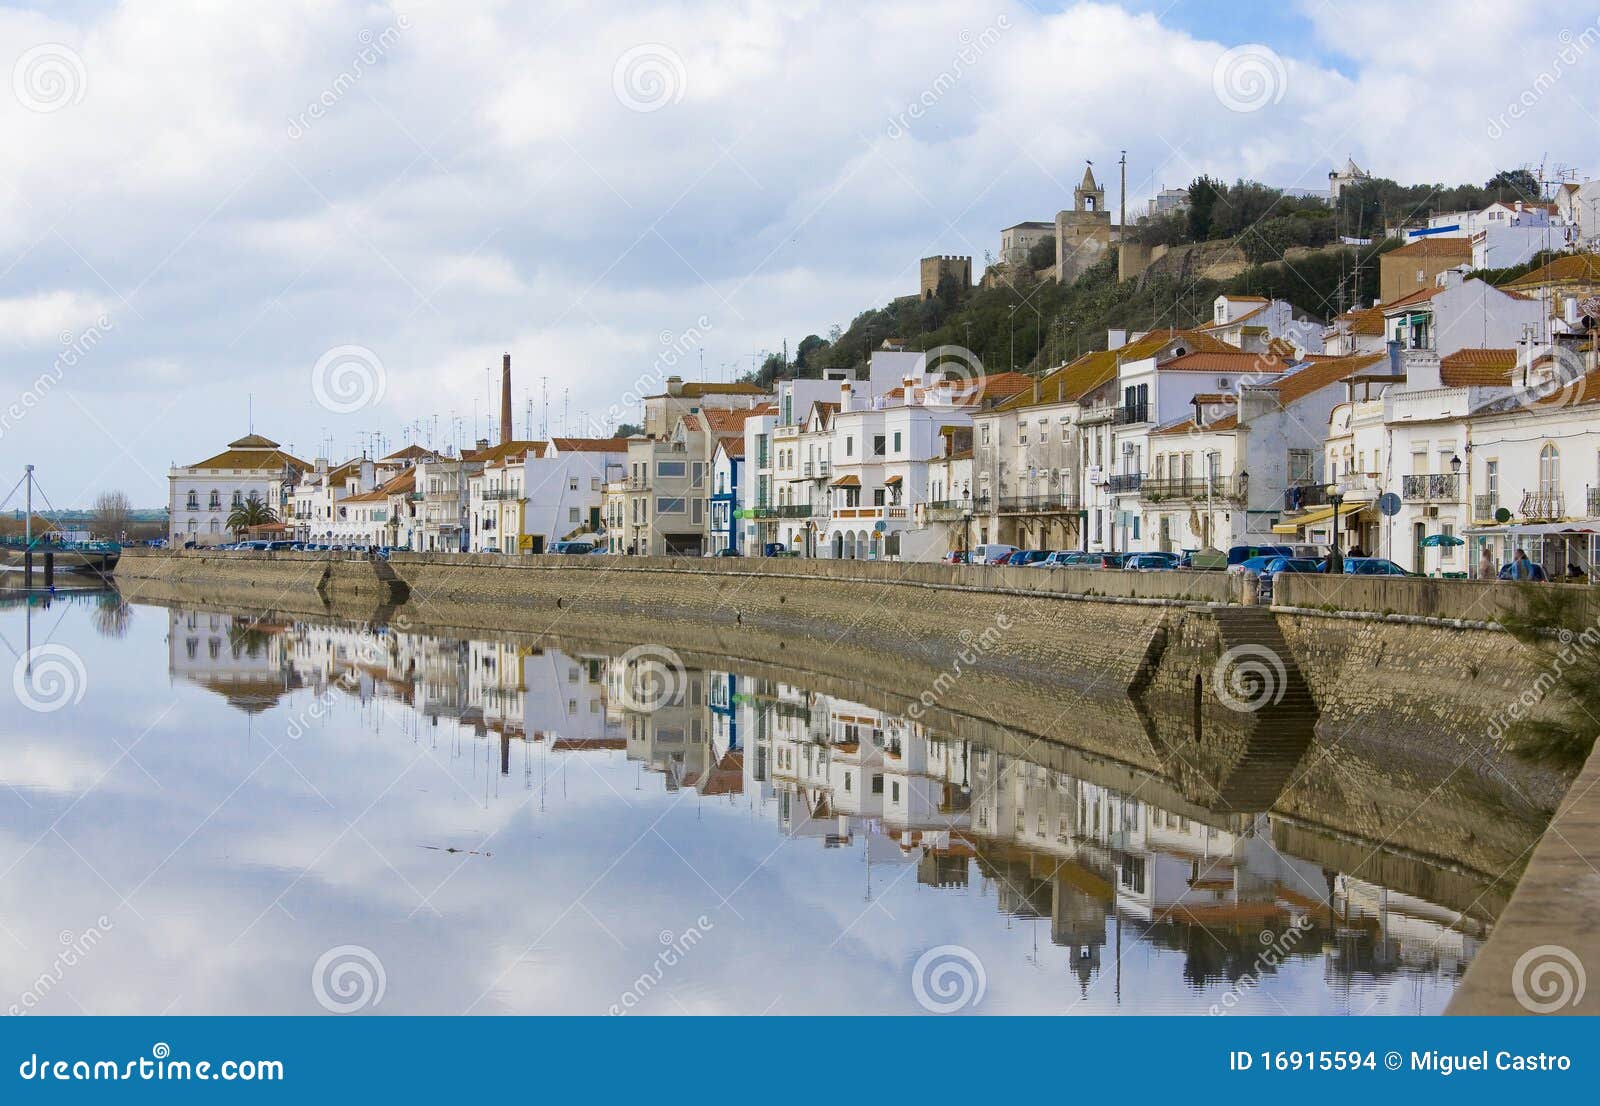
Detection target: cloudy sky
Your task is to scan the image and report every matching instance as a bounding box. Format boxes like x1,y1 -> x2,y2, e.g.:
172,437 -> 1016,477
0,0 -> 1591,505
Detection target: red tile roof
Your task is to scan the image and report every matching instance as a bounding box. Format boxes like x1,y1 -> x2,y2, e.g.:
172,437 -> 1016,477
1439,348 -> 1517,387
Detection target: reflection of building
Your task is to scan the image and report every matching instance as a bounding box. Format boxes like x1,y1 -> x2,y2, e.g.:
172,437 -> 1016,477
163,606 -> 1491,1004
168,609 -> 296,712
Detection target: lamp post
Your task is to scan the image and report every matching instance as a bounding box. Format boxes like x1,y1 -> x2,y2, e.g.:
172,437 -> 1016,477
962,508 -> 973,564
1327,482 -> 1347,573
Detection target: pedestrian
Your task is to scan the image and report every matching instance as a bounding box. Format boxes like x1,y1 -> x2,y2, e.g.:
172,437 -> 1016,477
1347,542 -> 1367,558
1509,549 -> 1536,580
1478,545 -> 1497,580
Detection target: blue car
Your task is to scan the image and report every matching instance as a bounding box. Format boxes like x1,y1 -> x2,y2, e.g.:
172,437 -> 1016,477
1124,552 -> 1180,570
1346,556 -> 1415,576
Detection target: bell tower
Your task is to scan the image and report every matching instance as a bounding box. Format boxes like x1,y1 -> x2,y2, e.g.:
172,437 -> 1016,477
1074,164 -> 1105,214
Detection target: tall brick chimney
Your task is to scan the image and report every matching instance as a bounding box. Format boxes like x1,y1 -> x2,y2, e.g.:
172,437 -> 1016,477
500,353 -> 512,445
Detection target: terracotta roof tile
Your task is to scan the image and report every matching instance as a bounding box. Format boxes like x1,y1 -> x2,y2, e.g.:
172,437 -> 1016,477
1502,253 -> 1600,290
993,329 -> 1234,412
1439,347 -> 1517,387
1385,237 -> 1472,259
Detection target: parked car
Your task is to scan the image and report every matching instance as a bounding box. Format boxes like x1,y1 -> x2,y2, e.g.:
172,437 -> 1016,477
1124,552 -> 1180,570
1031,550 -> 1076,568
586,545 -> 610,554
710,547 -> 742,558
1346,557 -> 1417,576
970,543 -> 1019,565
1006,549 -> 1050,567
549,541 -> 597,555
1226,544 -> 1294,568
943,550 -> 970,564
265,540 -> 295,551
1263,556 -> 1323,576
1232,555 -> 1281,577
763,542 -> 788,557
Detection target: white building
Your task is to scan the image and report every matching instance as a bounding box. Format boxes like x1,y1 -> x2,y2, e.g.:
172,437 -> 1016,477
169,433 -> 309,546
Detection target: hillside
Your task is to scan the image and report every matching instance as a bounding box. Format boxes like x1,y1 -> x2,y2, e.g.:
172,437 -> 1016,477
760,238 -> 1396,386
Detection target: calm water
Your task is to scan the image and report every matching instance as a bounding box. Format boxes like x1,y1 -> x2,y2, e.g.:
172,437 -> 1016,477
0,589 -> 1490,1015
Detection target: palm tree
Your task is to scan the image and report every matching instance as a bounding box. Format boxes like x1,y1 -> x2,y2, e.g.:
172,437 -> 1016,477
225,493 -> 277,540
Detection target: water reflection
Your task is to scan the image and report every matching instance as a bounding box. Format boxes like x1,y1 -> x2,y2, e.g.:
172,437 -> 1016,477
0,596 -> 1490,1014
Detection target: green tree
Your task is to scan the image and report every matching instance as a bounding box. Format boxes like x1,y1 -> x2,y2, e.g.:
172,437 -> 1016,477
225,493 -> 277,539
1187,175 -> 1220,241
1026,234 -> 1056,270
1486,168 -> 1541,200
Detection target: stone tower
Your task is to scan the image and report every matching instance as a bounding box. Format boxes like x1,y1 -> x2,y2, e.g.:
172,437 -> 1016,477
1055,164 -> 1117,285
919,255 -> 972,300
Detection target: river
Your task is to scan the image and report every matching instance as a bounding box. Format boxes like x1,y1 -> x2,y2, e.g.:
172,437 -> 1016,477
0,588 -> 1513,1014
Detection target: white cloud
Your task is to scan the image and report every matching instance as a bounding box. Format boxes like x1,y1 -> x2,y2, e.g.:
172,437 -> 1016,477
0,0 -> 1589,500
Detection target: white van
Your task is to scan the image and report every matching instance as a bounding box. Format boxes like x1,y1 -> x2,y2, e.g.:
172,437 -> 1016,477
971,543 -> 1019,565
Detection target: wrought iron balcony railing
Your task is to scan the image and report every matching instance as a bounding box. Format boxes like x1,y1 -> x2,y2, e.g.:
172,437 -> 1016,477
997,493 -> 1081,513
1401,473 -> 1461,502
1106,473 -> 1143,494
1143,476 -> 1242,501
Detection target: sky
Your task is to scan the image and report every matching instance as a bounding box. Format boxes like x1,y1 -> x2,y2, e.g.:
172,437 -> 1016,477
0,0 -> 1594,506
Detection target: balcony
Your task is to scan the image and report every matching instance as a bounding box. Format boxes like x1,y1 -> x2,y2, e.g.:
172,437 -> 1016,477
1142,476 -> 1244,502
1401,473 -> 1461,502
1521,491 -> 1565,521
1112,405 -> 1150,426
1079,405 -> 1116,425
928,499 -> 972,521
775,504 -> 814,519
1106,473 -> 1143,495
997,493 -> 1082,514
1474,493 -> 1500,521
1283,484 -> 1328,511
1590,488 -> 1600,518
481,489 -> 521,501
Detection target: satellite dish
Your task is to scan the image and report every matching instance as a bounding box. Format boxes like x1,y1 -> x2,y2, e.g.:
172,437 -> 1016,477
1378,492 -> 1402,517
1495,506 -> 1513,524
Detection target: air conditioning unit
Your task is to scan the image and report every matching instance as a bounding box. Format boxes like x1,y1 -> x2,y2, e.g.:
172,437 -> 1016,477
1217,377 -> 1231,389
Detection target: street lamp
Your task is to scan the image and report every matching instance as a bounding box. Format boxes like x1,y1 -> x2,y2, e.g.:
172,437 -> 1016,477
962,508 -> 973,564
1327,482 -> 1349,573
1449,453 -> 1463,475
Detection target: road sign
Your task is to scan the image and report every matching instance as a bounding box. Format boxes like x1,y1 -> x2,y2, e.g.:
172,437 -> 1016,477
1378,492 -> 1401,517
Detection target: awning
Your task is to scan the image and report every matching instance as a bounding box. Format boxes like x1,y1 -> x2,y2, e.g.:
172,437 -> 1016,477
1465,521 -> 1600,536
884,475 -> 903,486
1271,502 -> 1370,534
830,474 -> 860,487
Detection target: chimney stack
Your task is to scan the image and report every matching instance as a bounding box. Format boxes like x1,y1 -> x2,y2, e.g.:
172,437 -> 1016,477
500,353 -> 513,445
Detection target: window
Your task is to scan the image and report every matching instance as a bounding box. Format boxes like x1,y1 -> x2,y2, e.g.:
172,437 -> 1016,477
1288,449 -> 1313,485
656,497 -> 686,514
569,507 -> 580,524
845,437 -> 854,457
980,425 -> 990,444
893,431 -> 902,452
1540,443 -> 1560,495
1485,459 -> 1499,506
657,460 -> 686,478
1441,523 -> 1456,561
568,477 -> 579,491
872,435 -> 886,456
691,462 -> 704,488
